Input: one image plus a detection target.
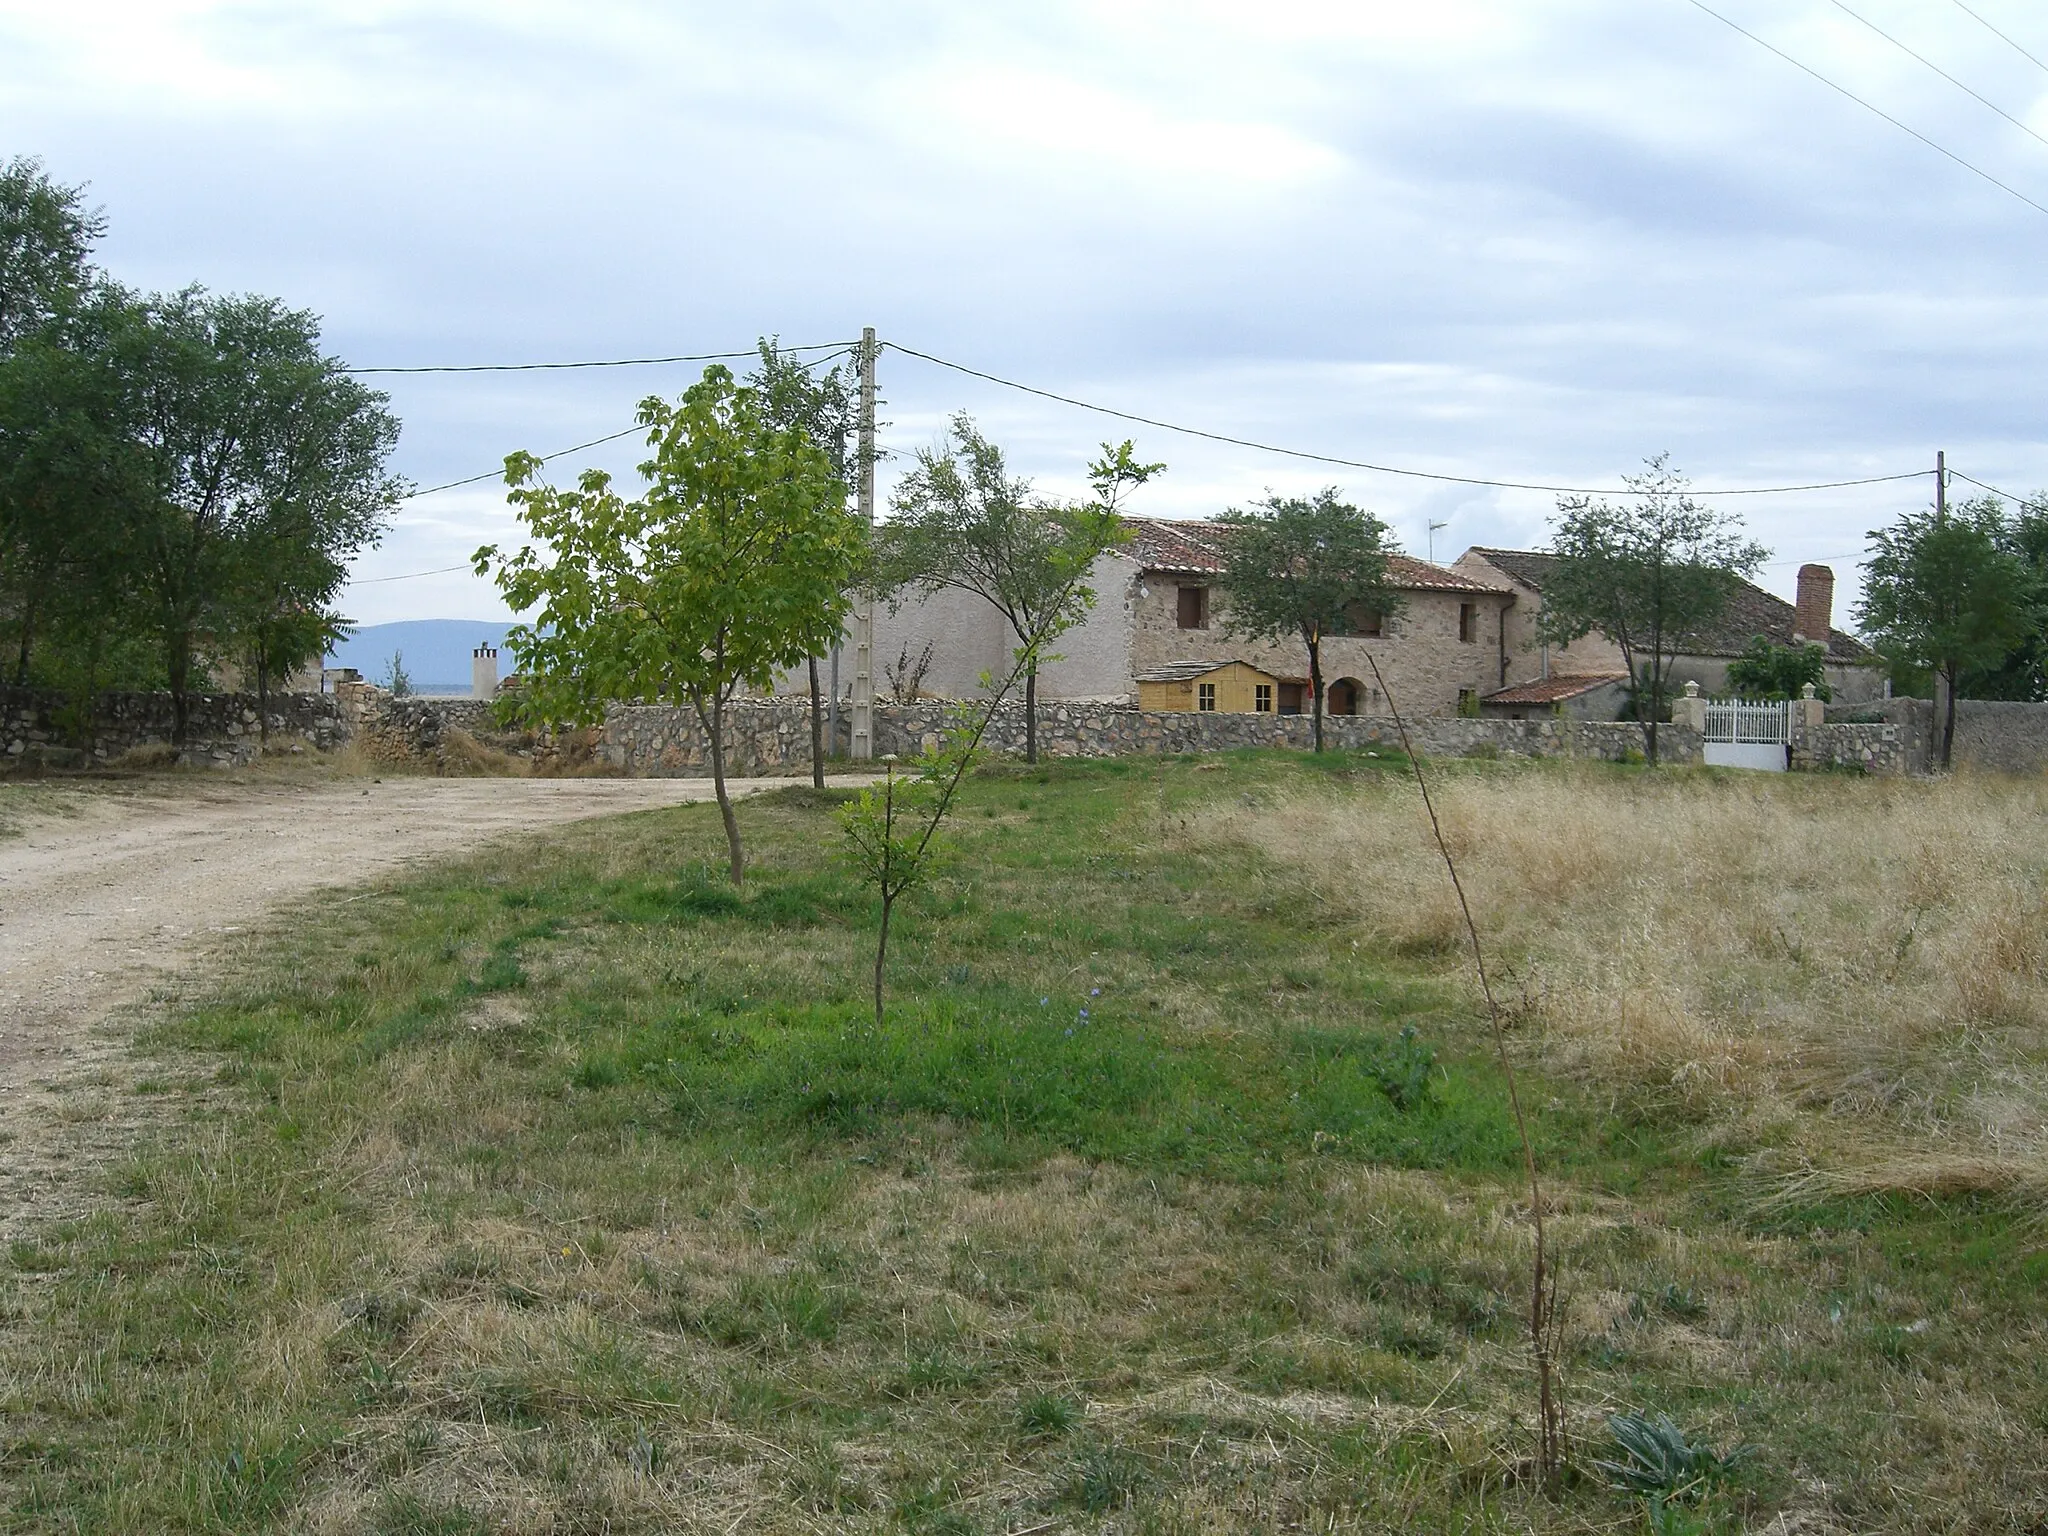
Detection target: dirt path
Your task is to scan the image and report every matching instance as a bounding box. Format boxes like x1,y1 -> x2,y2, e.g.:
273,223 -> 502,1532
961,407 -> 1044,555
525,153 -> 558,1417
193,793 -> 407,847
0,774 -> 853,1237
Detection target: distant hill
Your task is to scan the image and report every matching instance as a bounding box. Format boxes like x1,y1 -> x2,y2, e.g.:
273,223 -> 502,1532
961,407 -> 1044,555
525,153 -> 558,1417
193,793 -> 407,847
327,620 -> 515,694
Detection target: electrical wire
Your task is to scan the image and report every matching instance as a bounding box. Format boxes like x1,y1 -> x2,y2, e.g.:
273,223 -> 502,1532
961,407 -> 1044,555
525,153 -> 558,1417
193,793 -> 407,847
1681,0 -> 2048,219
1825,0 -> 2048,154
1949,0 -> 2048,76
401,422 -> 647,499
883,342 -> 1930,498
1950,468 -> 2038,501
347,562 -> 475,586
342,338 -> 855,376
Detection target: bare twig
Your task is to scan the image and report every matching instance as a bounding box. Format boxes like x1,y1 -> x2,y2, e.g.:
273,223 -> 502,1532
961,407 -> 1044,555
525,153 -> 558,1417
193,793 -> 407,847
1358,653 -> 1566,1492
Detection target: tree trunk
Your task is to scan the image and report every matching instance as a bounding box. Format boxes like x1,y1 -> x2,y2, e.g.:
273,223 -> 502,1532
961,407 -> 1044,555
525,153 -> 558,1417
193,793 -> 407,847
12,594 -> 36,687
167,637 -> 191,746
1025,663 -> 1038,765
1644,662 -> 1661,767
707,690 -> 745,885
256,651 -> 271,746
873,893 -> 893,1026
1308,635 -> 1325,753
808,655 -> 825,789
1941,663 -> 1957,769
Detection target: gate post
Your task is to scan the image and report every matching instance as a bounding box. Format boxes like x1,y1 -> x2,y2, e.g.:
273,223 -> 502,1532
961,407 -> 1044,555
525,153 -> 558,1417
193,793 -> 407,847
1671,680 -> 1708,734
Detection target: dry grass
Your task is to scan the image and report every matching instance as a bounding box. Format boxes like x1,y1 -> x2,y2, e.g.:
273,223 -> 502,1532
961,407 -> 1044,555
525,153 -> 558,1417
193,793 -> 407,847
1198,763 -> 2048,1203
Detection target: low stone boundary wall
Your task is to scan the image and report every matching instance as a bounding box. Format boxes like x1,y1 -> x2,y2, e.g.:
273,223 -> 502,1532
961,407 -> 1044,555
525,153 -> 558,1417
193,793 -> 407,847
601,698 -> 1701,775
1,686 -> 346,768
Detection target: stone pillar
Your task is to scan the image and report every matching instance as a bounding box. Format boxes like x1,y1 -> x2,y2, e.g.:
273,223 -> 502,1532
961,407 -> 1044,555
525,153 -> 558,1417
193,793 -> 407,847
1670,679 -> 1708,733
1796,681 -> 1824,731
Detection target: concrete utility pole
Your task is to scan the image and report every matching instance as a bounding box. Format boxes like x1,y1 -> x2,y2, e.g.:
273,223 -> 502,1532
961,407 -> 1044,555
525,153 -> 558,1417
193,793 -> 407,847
851,326 -> 878,760
1936,449 -> 1948,523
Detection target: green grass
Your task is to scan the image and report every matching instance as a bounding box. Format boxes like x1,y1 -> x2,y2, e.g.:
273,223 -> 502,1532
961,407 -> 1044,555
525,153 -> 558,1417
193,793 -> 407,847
0,752 -> 2042,1533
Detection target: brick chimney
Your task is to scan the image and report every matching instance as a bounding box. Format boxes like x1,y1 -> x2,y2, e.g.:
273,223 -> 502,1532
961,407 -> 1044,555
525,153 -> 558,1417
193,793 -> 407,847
1793,564 -> 1834,645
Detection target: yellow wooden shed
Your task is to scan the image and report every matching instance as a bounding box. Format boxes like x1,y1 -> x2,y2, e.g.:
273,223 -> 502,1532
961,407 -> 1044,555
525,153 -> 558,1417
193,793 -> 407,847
1136,659 -> 1286,714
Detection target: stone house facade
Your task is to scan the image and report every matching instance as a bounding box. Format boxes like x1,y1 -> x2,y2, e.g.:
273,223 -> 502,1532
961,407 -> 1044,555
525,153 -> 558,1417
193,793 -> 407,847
851,517 -> 1518,718
1453,548 -> 1887,707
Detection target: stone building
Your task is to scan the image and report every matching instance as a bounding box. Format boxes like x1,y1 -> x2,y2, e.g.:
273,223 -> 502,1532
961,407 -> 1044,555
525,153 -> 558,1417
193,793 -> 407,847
1453,548 -> 1886,707
854,516 -> 1518,718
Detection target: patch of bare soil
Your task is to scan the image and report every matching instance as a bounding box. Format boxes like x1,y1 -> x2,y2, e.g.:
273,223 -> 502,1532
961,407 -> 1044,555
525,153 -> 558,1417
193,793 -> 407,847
0,774 -> 832,1239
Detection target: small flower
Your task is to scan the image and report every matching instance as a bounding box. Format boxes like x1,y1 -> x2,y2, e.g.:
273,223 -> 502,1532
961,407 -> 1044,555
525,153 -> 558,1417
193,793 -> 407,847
1064,1027 -> 1075,1037
561,1245 -> 573,1258
1078,1008 -> 1090,1021
1040,997 -> 1049,1006
1090,987 -> 1101,997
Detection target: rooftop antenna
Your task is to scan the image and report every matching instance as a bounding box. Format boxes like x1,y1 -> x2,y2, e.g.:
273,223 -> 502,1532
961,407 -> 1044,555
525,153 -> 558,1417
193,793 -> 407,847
1427,519 -> 1449,563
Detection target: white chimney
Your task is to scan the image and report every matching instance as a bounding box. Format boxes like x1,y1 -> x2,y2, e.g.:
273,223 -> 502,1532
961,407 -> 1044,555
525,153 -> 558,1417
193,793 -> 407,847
472,644 -> 499,700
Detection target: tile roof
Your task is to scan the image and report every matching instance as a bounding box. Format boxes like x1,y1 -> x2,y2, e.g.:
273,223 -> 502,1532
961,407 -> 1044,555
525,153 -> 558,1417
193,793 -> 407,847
1132,659 -> 1269,683
1482,672 -> 1629,706
1461,547 -> 1875,664
1122,518 -> 1510,594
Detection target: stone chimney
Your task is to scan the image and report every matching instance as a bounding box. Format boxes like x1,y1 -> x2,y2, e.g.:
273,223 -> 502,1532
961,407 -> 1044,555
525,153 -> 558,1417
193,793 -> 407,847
1793,564 -> 1835,645
472,644 -> 499,700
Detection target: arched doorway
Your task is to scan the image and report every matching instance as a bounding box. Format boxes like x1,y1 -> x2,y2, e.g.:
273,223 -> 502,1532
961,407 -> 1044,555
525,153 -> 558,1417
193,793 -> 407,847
1328,677 -> 1364,715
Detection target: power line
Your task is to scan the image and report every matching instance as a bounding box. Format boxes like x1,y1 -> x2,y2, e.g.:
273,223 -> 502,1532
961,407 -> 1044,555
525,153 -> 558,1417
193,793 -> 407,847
884,341 -> 1930,498
347,562 -> 474,586
402,422 -> 647,499
1949,0 -> 2048,76
1681,0 -> 2048,219
342,339 -> 855,376
1826,0 -> 2048,155
1950,468 -> 2038,501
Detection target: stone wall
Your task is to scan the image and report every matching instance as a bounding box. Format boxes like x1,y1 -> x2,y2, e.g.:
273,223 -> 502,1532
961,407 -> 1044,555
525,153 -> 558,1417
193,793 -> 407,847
601,697 -> 1699,775
1952,700 -> 2048,776
0,686 -> 346,768
335,683 -> 592,772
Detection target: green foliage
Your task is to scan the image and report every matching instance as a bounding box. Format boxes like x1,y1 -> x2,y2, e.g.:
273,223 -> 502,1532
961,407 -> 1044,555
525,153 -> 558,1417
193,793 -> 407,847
1959,493 -> 2048,701
478,363 -> 865,881
1592,1411 -> 1754,1502
0,155 -> 102,349
1365,1023 -> 1438,1111
1541,457 -> 1765,763
1724,636 -> 1829,702
381,649 -> 413,698
1856,495 -> 2037,765
1214,488 -> 1401,751
877,416 -> 1155,761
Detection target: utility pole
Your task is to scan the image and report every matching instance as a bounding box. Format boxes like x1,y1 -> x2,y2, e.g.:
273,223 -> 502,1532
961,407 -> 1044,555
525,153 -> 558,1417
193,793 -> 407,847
1427,519 -> 1448,563
1936,449 -> 1948,524
851,326 -> 878,761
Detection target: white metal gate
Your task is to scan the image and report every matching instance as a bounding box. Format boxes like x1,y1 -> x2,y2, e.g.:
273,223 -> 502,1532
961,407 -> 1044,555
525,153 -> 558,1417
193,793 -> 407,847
1702,698 -> 1790,771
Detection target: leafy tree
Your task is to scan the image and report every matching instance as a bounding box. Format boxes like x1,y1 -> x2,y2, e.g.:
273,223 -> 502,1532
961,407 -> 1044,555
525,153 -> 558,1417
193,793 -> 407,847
1955,493 -> 2048,702
747,338 -> 862,787
0,156 -> 102,350
0,161 -> 122,687
1214,488 -> 1400,752
478,364 -> 865,884
1856,495 -> 2037,768
381,648 -> 413,698
878,416 -> 1157,763
1540,456 -> 1765,765
101,288 -> 401,740
1724,636 -> 1830,702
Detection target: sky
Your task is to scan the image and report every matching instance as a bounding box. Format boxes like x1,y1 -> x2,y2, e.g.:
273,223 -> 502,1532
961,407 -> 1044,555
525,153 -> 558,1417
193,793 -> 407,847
4,0 -> 2046,625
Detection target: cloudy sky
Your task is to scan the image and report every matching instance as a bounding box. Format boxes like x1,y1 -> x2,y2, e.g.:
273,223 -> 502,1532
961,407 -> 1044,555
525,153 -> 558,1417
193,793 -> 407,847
5,0 -> 2046,624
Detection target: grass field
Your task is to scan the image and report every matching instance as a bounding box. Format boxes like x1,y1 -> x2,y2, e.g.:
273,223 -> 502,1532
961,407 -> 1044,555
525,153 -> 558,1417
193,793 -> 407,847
3,752 -> 2044,1533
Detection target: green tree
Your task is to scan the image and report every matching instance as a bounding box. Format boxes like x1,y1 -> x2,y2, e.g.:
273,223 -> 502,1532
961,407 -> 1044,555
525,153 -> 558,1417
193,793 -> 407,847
478,364 -> 865,884
104,288 -> 401,740
1214,488 -> 1400,752
1540,456 -> 1765,765
877,416 -> 1156,763
747,338 -> 862,787
0,156 -> 102,350
1724,636 -> 1830,702
1857,495 -> 2037,768
0,161 -> 122,688
1955,493 -> 2048,702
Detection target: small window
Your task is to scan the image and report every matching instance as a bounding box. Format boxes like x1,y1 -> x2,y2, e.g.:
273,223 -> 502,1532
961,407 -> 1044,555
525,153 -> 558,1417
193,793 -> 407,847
1254,683 -> 1273,713
1197,681 -> 1217,711
1177,585 -> 1209,629
1458,602 -> 1477,643
1343,605 -> 1383,637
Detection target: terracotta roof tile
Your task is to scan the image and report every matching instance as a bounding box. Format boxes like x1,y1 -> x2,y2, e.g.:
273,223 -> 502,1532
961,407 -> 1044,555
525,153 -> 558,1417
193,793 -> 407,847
1461,547 -> 1874,664
1122,518 -> 1508,594
1482,672 -> 1629,706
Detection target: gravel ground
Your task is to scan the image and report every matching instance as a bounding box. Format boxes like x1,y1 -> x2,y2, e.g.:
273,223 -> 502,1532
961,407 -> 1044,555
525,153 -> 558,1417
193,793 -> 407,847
0,773 -> 852,1238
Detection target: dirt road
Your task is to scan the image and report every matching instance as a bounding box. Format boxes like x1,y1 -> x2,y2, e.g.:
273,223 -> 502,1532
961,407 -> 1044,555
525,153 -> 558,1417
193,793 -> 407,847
0,774 -> 842,1236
